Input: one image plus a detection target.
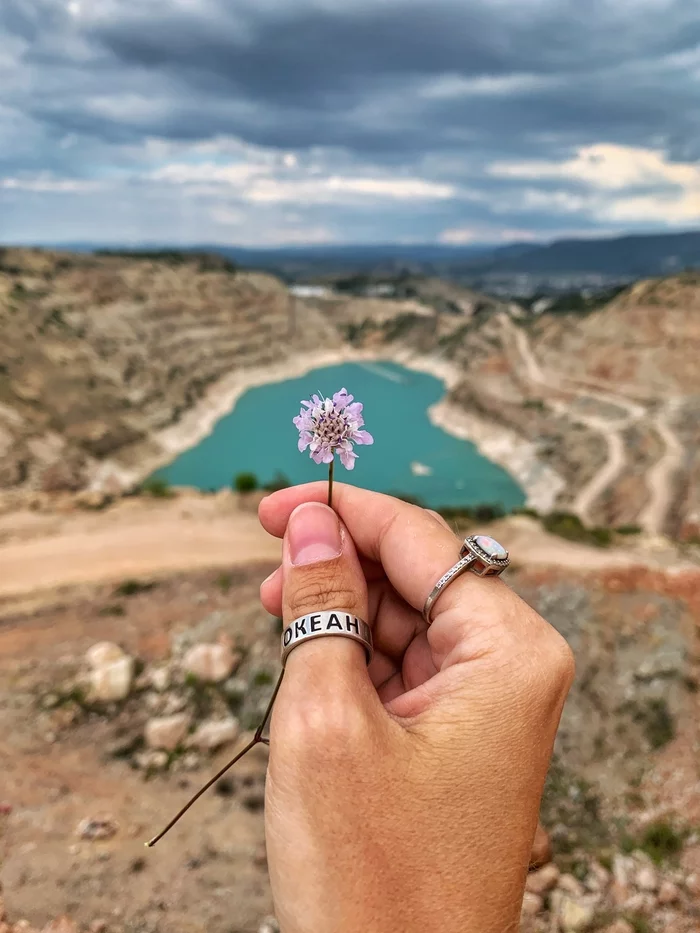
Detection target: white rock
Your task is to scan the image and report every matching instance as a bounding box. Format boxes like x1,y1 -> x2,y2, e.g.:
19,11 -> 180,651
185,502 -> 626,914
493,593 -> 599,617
183,643 -> 237,683
187,718 -> 239,751
602,922 -> 634,933
149,667 -> 170,692
586,861 -> 611,893
657,879 -> 680,905
526,863 -> 560,896
634,863 -> 658,892
85,642 -> 125,669
613,853 -> 635,888
89,657 -> 134,703
685,873 -> 700,896
558,873 -> 585,897
145,714 -> 191,751
552,892 -> 598,932
520,892 -> 543,918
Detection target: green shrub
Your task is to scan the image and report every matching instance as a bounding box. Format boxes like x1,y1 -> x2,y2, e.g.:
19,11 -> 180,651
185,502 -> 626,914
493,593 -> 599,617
234,472 -> 258,493
114,579 -> 155,598
263,472 -> 291,492
543,512 -> 611,548
622,821 -> 687,865
140,477 -> 173,498
616,524 -> 643,535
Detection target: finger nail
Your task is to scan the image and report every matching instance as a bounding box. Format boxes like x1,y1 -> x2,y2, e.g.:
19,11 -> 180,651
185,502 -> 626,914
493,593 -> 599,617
288,503 -> 342,566
261,568 -> 279,586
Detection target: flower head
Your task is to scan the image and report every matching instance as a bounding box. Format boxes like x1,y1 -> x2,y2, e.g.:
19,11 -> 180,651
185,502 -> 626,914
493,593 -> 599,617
293,387 -> 374,470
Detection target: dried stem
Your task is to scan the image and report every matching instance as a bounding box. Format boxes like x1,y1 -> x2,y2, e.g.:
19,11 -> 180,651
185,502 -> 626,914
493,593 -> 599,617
145,667 -> 285,847
327,458 -> 334,509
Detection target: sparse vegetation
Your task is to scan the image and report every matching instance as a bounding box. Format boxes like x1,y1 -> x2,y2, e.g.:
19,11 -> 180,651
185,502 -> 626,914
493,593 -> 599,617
139,477 -> 174,498
543,511 -> 612,547
263,471 -> 291,492
98,604 -> 126,617
113,579 -> 155,598
438,502 -> 506,524
616,524 -> 643,535
233,471 -> 258,493
634,697 -> 676,749
622,820 -> 688,865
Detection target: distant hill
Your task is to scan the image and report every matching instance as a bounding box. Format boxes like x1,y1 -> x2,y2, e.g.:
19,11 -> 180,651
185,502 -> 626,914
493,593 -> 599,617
24,228 -> 700,281
472,231 -> 700,277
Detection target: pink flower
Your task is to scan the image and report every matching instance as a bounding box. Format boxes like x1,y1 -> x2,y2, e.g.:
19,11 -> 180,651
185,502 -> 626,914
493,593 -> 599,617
293,388 -> 374,470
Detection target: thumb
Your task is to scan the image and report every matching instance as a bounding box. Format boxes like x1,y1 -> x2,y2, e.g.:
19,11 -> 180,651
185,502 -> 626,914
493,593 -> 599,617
280,501 -> 371,699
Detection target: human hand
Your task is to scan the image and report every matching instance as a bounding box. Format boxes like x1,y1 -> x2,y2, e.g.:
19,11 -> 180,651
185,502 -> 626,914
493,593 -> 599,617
259,484 -> 574,933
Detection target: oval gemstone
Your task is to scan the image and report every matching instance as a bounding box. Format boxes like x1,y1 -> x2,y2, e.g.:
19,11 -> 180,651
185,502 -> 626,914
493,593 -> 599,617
474,535 -> 508,561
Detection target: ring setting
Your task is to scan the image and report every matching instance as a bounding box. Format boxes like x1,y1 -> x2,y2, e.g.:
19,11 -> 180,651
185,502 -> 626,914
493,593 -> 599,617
422,534 -> 510,624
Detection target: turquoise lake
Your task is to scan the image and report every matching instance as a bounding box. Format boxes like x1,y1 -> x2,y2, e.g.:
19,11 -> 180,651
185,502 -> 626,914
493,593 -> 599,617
155,361 -> 525,510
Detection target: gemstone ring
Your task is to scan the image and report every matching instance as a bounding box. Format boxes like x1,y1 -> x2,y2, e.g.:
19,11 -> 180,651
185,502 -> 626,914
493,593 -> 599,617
422,535 -> 510,625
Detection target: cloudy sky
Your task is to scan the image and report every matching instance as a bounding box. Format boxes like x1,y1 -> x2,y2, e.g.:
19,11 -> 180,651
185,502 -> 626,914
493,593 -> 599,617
2,0 -> 700,246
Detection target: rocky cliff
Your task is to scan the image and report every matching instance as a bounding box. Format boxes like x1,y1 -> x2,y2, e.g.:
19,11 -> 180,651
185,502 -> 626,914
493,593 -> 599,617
1,248 -> 698,538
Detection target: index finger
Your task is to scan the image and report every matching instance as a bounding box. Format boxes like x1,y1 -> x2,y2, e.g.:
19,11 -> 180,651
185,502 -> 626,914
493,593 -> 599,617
258,482 -> 513,619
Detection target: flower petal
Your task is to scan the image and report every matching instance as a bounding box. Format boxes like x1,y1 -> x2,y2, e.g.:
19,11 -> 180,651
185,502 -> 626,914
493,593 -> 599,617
339,447 -> 357,470
333,388 -> 354,408
353,430 -> 374,446
297,431 -> 313,452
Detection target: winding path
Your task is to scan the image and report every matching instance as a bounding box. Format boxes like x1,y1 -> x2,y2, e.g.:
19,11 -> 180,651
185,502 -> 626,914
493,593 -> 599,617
501,316 -> 683,534
639,398 -> 685,534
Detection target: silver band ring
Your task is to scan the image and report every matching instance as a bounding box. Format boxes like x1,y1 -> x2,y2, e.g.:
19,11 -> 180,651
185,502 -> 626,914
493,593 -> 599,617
422,535 -> 510,625
281,611 -> 373,666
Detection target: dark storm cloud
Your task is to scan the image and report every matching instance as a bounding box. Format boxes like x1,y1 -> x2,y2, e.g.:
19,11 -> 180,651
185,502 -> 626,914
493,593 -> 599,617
2,0 -> 700,243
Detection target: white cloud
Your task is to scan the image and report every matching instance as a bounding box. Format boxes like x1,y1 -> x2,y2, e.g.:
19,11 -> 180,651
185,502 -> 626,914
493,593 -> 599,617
440,226 -> 540,244
0,175 -> 102,193
490,143 -> 700,192
488,143 -> 700,225
420,73 -> 556,100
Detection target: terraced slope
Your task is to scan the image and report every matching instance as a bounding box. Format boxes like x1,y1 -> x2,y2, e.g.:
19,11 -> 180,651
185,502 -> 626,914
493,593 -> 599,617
0,248 -> 341,491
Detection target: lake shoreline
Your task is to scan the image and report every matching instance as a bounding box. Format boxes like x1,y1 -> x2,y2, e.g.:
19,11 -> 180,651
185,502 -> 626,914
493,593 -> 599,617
93,347 -> 562,511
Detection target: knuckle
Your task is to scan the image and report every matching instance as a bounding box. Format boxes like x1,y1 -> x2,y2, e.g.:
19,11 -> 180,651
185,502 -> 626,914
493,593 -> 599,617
280,693 -> 368,766
286,564 -> 362,619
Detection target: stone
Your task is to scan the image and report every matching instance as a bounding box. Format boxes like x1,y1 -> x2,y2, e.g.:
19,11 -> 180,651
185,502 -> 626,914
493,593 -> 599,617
85,642 -> 125,669
612,854 -> 635,888
145,714 -> 191,751
134,750 -> 169,771
685,873 -> 700,896
520,892 -> 544,918
77,816 -> 118,840
162,693 -> 188,715
474,535 -> 508,560
183,643 -> 237,683
601,922 -> 634,933
634,863 -> 658,892
257,920 -> 279,933
530,822 -> 552,868
149,667 -> 170,692
222,676 -> 247,703
526,863 -> 560,896
41,918 -> 78,933
558,874 -> 585,897
552,892 -> 597,932
586,861 -> 611,893
187,718 -> 239,751
622,892 -> 654,913
657,879 -> 680,905
89,657 -> 134,703
74,490 -> 109,511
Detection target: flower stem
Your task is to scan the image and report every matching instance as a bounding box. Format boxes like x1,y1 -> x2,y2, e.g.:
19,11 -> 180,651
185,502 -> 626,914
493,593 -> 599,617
327,458 -> 334,509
